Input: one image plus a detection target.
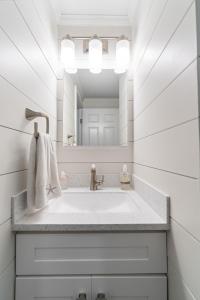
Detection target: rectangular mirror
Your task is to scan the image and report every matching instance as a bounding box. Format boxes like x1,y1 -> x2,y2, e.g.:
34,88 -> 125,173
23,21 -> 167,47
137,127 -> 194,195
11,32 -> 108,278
62,69 -> 129,147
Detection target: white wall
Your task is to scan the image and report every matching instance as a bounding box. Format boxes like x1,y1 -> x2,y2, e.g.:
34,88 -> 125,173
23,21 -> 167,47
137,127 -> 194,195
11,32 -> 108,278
132,0 -> 200,299
0,0 -> 58,298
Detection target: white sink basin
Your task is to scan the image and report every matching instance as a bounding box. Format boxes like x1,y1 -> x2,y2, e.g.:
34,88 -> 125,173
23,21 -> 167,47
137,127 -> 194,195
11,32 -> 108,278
46,191 -> 136,214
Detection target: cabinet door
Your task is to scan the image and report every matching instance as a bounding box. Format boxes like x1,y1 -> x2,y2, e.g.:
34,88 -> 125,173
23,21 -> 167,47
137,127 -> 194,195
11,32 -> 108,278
16,277 -> 91,300
92,276 -> 167,300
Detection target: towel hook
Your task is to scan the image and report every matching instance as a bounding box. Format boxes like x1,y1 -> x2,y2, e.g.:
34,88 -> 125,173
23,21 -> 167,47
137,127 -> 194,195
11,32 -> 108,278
25,108 -> 49,137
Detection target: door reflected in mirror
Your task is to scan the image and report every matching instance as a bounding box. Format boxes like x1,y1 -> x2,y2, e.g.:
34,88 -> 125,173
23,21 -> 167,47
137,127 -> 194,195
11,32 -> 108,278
62,69 -> 129,147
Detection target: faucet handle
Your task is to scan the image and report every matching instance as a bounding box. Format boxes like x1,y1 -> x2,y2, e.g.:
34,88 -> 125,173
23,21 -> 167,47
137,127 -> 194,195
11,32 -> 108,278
96,175 -> 104,185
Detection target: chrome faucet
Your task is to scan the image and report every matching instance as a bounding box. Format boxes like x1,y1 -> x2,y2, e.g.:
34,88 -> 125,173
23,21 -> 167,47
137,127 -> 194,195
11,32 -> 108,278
90,164 -> 104,191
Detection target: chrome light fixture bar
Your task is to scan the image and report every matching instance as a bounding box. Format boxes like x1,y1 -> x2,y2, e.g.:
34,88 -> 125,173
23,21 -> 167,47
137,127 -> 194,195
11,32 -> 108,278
62,35 -> 125,40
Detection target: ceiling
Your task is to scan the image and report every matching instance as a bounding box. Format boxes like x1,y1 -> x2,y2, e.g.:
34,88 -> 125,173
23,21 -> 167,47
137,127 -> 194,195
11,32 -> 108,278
59,0 -> 130,16
72,69 -> 119,98
50,0 -> 139,26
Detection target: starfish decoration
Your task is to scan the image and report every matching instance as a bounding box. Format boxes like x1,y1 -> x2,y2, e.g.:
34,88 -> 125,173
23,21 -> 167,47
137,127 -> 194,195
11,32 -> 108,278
46,184 -> 57,195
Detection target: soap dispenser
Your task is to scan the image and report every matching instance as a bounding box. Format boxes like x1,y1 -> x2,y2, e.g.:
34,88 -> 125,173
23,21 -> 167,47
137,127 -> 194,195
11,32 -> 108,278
120,164 -> 131,190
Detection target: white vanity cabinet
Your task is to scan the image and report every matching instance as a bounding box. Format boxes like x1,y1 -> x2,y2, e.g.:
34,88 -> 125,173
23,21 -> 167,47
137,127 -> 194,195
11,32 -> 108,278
16,233 -> 167,300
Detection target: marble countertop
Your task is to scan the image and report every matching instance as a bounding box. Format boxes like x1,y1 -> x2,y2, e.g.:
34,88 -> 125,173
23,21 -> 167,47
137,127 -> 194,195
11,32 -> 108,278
12,184 -> 170,232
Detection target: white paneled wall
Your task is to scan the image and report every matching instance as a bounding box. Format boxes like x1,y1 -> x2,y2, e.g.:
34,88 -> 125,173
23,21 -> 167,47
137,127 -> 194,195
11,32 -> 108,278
132,0 -> 200,299
0,0 -> 58,299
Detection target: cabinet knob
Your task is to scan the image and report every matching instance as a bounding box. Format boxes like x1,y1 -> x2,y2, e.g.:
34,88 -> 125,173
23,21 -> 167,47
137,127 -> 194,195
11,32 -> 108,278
96,293 -> 107,300
77,293 -> 87,300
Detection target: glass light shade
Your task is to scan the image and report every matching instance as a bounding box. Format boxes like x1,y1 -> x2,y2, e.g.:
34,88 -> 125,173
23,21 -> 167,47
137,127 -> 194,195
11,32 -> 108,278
115,38 -> 130,73
89,37 -> 103,74
61,38 -> 77,74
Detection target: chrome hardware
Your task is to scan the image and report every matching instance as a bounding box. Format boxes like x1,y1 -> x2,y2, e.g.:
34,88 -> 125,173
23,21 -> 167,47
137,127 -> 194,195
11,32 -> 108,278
77,293 -> 87,300
96,293 -> 107,300
25,108 -> 49,137
90,165 -> 104,191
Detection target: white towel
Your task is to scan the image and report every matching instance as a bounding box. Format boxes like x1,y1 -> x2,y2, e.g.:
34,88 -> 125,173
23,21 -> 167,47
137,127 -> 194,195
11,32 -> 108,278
27,133 -> 61,213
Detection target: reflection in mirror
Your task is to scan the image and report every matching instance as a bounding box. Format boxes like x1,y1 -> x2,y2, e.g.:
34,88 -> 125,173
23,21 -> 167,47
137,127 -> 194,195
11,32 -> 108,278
63,69 -> 128,147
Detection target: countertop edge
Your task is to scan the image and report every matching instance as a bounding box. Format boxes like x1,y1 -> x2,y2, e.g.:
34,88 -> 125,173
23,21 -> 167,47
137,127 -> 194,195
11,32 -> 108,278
12,223 -> 170,232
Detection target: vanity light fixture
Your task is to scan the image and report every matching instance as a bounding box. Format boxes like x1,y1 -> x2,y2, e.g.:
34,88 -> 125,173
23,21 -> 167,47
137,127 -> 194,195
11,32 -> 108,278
61,34 -> 130,74
61,35 -> 77,74
115,36 -> 130,74
89,35 -> 103,74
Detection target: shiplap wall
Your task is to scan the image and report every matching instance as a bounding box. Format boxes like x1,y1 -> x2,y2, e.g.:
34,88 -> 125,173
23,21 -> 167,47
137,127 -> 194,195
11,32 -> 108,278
133,0 -> 200,299
0,0 -> 58,299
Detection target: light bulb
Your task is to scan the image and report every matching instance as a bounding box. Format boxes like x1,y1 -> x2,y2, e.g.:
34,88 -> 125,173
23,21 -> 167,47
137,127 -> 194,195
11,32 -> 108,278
115,38 -> 130,73
61,37 -> 77,74
89,36 -> 102,74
